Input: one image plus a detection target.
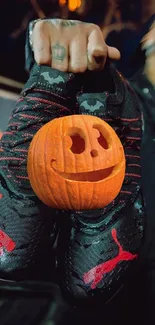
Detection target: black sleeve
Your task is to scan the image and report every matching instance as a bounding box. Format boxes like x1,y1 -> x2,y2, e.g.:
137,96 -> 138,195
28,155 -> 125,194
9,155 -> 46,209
130,70 -> 155,323
25,22 -> 35,73
0,63 -> 82,282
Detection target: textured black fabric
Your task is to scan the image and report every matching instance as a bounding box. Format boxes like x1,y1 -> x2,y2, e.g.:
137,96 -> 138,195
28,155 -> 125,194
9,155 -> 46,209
130,70 -> 155,323
57,65 -> 145,305
0,292 -> 51,325
0,61 -> 154,321
0,64 -> 82,281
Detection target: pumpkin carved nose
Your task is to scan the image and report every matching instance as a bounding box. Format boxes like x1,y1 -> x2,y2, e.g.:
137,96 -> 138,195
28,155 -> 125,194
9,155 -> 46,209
90,150 -> 98,158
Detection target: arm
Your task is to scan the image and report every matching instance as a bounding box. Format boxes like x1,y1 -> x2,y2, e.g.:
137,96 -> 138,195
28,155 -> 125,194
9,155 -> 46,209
129,20 -> 155,122
0,63 -> 81,281
0,18 -> 120,282
129,20 -> 155,323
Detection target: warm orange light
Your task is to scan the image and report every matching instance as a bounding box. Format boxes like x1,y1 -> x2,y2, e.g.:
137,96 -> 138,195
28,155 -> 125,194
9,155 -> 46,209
59,0 -> 82,11
77,0 -> 81,8
68,0 -> 82,11
59,0 -> 67,6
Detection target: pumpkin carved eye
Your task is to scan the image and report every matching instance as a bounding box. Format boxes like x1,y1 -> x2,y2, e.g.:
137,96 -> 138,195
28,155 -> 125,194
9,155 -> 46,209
93,126 -> 109,150
70,133 -> 85,154
96,131 -> 108,149
69,126 -> 109,156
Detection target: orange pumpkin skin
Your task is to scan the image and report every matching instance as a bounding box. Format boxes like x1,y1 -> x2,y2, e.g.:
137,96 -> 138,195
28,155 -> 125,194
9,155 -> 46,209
27,115 -> 125,210
0,131 -> 3,152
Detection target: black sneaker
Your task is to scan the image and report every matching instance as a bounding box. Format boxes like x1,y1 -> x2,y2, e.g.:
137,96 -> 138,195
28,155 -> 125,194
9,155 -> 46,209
0,64 -> 80,281
57,65 -> 145,305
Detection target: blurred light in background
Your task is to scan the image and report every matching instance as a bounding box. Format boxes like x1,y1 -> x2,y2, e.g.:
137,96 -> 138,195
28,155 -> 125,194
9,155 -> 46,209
59,0 -> 82,12
59,0 -> 67,6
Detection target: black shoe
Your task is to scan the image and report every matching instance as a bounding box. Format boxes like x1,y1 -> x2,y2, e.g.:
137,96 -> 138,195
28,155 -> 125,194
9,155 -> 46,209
0,64 -> 78,281
57,65 -> 145,305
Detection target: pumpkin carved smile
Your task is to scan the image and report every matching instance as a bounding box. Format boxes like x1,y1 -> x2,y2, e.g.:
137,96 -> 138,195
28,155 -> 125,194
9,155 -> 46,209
28,115 -> 126,210
51,160 -> 121,182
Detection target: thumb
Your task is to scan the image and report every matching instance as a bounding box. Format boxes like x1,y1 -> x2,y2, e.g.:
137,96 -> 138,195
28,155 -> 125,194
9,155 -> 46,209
107,46 -> 121,60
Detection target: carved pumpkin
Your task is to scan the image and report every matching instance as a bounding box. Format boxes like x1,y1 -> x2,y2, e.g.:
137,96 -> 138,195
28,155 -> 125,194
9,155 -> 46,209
27,115 -> 125,210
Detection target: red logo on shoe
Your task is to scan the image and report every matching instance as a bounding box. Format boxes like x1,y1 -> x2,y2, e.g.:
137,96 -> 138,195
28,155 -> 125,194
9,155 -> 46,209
0,230 -> 16,255
83,229 -> 138,289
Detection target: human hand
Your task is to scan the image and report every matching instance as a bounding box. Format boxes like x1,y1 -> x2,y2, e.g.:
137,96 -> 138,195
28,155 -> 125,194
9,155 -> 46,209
30,19 -> 120,73
141,22 -> 155,85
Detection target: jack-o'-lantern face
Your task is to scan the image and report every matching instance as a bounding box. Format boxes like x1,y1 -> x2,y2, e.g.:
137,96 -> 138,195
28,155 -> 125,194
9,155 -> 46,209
27,115 -> 125,210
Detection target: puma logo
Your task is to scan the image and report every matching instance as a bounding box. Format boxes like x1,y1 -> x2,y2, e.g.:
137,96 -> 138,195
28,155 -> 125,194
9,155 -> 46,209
81,100 -> 104,113
0,230 -> 16,255
83,229 -> 137,289
41,72 -> 65,85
